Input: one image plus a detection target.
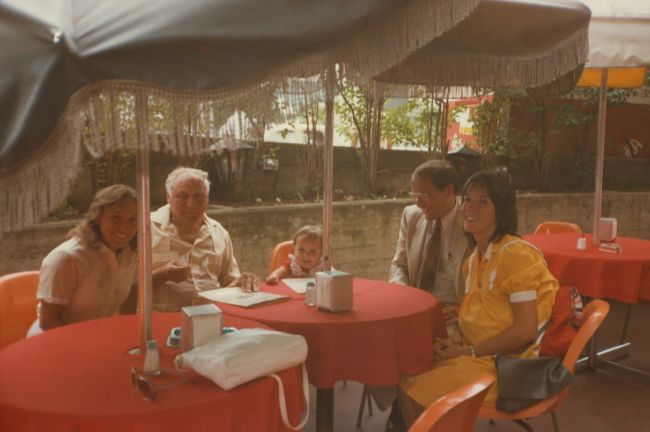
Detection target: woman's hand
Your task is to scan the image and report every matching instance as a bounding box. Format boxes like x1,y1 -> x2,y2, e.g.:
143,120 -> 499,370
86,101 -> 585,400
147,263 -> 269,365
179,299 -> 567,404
434,333 -> 468,361
442,305 -> 460,327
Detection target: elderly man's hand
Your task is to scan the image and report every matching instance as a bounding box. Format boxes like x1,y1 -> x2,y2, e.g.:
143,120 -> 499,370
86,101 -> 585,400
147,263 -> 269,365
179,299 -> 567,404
233,272 -> 261,293
162,260 -> 191,283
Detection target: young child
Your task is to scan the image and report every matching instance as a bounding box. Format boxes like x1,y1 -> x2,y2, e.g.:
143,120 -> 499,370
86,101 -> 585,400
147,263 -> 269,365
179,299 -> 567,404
266,225 -> 323,284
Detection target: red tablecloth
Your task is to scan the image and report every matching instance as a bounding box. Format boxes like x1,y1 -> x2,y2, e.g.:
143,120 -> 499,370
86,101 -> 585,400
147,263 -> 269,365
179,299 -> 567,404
524,233 -> 650,303
216,278 -> 446,388
0,314 -> 303,432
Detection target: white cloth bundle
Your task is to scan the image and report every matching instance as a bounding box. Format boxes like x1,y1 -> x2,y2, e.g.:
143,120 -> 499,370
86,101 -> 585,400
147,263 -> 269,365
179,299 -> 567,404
175,328 -> 309,430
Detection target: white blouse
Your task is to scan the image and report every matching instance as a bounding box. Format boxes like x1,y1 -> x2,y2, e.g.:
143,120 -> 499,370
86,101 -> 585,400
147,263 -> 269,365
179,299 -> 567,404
29,237 -> 137,335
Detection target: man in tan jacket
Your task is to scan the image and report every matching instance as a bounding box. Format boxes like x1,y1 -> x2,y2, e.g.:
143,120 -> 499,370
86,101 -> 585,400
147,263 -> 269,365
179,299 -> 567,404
389,159 -> 468,323
383,159 -> 469,432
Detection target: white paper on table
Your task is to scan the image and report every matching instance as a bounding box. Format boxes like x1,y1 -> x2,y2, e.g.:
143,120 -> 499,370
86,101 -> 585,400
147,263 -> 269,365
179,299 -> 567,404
197,287 -> 289,308
282,278 -> 315,294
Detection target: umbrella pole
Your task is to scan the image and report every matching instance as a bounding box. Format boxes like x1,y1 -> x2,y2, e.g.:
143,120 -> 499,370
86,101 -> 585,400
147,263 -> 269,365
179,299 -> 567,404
135,93 -> 153,354
322,65 -> 335,271
592,68 -> 608,245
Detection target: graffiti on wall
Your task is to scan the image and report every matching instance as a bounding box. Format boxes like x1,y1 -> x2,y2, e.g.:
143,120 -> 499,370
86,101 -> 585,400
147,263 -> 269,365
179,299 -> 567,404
623,138 -> 644,159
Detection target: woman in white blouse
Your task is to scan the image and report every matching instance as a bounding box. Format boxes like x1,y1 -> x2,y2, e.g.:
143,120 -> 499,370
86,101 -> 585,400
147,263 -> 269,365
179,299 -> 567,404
29,185 -> 139,334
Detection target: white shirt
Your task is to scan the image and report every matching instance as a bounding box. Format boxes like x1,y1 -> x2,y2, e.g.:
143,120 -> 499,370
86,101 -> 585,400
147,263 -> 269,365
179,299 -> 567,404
151,205 -> 240,311
30,237 -> 137,335
426,203 -> 459,264
419,203 -> 460,304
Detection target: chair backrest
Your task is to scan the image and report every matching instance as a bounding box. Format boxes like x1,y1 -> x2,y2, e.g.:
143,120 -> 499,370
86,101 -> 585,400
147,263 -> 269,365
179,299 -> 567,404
562,299 -> 609,373
268,240 -> 294,273
0,271 -> 40,349
534,221 -> 582,235
540,286 -> 580,357
409,374 -> 496,432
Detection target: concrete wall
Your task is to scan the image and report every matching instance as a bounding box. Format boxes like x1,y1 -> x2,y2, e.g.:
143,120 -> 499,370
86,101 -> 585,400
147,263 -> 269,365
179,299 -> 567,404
2,191 -> 649,279
67,143 -> 650,212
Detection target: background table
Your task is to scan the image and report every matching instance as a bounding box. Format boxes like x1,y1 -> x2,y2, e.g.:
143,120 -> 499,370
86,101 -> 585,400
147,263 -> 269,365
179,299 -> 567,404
215,278 -> 446,431
0,313 -> 304,432
525,233 -> 650,383
524,233 -> 650,303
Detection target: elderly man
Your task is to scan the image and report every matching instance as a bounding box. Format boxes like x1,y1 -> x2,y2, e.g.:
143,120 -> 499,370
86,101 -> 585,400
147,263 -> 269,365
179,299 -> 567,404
382,159 -> 470,431
151,167 -> 255,312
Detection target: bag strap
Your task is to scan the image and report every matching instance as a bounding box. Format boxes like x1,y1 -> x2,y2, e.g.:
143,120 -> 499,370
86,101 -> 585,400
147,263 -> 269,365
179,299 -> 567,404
269,363 -> 310,430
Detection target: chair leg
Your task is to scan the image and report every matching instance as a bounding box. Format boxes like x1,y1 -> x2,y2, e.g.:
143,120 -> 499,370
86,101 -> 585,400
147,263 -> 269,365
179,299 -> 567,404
356,385 -> 373,426
512,419 -> 534,432
366,386 -> 374,416
551,411 -> 560,432
620,303 -> 632,344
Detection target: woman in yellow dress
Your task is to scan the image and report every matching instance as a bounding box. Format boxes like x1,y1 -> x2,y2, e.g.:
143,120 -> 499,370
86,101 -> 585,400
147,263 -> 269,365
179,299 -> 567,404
398,170 -> 558,425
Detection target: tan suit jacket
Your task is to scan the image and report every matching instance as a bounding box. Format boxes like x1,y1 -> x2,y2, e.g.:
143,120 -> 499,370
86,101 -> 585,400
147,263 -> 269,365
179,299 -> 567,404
389,202 -> 469,304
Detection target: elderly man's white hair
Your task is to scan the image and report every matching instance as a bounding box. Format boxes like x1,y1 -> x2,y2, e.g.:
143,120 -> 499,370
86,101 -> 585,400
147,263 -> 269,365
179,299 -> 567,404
165,167 -> 211,196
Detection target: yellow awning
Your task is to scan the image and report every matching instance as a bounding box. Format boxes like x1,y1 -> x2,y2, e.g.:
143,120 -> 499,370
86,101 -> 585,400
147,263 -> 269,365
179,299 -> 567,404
577,67 -> 647,88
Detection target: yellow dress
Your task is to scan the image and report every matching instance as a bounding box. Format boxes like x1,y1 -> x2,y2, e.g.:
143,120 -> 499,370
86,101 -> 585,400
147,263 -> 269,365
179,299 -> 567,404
401,234 -> 558,406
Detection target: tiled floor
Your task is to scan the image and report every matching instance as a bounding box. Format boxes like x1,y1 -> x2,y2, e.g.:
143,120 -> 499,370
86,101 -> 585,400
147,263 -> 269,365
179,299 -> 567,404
303,302 -> 650,432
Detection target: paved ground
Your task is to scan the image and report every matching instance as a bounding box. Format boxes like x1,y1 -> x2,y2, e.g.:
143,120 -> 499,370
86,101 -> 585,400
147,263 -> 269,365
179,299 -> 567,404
303,302 -> 650,432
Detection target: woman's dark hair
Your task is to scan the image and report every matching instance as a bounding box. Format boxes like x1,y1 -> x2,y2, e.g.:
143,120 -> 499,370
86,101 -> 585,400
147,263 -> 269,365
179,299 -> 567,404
462,170 -> 518,246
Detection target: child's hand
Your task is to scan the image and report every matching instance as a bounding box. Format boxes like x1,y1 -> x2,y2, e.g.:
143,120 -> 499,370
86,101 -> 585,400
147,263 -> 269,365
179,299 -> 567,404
265,275 -> 279,285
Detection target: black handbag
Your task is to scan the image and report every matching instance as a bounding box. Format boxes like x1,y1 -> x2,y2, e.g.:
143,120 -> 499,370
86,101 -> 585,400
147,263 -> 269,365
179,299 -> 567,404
494,354 -> 573,412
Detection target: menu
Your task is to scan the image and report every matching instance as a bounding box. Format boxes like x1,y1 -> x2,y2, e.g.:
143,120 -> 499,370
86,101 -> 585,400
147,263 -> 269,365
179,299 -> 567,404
281,278 -> 315,294
197,287 -> 289,308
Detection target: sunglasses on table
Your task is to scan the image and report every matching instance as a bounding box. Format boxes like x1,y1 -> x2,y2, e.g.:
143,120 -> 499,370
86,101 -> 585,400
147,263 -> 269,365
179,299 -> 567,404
130,367 -> 192,401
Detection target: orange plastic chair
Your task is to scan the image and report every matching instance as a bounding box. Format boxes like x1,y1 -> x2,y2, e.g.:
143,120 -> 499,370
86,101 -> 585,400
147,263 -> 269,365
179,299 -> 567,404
478,299 -> 610,432
0,271 -> 40,349
534,221 -> 582,235
409,374 -> 496,432
268,240 -> 294,274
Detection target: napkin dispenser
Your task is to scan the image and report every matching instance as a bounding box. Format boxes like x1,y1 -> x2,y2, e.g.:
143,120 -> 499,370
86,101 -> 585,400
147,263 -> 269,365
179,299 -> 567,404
181,304 -> 223,352
315,270 -> 353,312
598,217 -> 617,242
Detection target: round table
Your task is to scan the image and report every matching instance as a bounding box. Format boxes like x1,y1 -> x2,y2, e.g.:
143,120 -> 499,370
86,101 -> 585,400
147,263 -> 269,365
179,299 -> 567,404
214,278 -> 446,432
0,314 -> 303,432
524,233 -> 650,303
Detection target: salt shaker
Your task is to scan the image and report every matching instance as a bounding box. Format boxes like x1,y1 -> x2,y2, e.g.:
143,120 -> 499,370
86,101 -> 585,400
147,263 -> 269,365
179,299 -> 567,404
143,339 -> 160,374
576,236 -> 587,251
305,282 -> 316,306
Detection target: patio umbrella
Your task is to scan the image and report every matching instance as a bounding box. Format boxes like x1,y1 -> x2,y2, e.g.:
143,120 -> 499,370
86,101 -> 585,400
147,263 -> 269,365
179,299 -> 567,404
0,0 -> 590,353
0,0 -> 487,351
575,0 -> 650,244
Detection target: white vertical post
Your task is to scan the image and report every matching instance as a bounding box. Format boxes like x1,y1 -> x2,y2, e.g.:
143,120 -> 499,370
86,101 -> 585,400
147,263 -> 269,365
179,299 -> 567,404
592,68 -> 608,245
135,92 -> 153,353
322,65 -> 335,271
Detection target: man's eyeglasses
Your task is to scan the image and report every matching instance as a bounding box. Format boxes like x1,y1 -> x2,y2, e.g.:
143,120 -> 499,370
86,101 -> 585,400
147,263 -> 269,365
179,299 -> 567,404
408,192 -> 433,201
131,367 -> 191,401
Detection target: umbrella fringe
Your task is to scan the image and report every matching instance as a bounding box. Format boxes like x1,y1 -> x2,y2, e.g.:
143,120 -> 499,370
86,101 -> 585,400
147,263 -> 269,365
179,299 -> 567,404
0,0 -> 592,235
372,27 -> 589,94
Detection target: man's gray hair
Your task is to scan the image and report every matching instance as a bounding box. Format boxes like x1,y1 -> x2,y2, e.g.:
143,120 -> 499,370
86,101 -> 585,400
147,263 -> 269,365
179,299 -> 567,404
165,167 -> 211,196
